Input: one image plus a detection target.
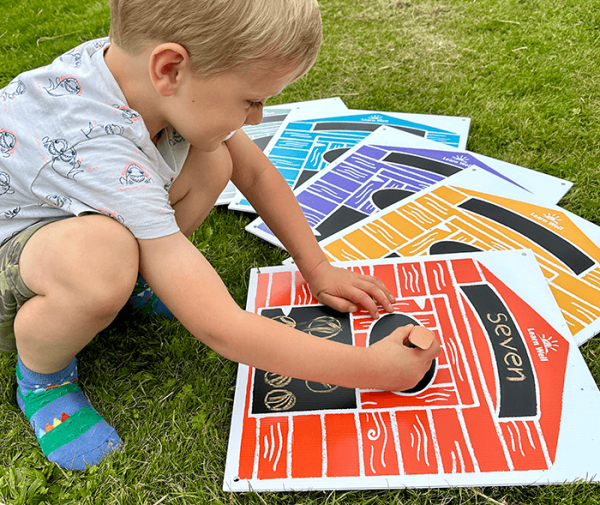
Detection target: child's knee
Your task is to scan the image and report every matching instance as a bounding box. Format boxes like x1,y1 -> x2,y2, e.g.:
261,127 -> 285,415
75,216 -> 139,308
22,215 -> 139,313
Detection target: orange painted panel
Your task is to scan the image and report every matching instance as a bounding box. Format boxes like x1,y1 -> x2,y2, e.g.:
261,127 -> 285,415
431,409 -> 476,474
500,421 -> 549,471
363,220 -> 407,250
323,239 -> 368,262
238,414 -> 257,479
324,414 -> 360,477
291,415 -> 323,478
359,411 -> 400,476
254,272 -> 270,310
268,271 -> 293,307
256,417 -> 289,480
395,411 -> 439,475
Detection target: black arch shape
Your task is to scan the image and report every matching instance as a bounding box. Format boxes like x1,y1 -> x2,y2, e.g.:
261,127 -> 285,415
383,151 -> 462,177
312,122 -> 426,137
371,188 -> 414,210
429,241 -> 483,255
459,198 -> 595,275
323,147 -> 350,163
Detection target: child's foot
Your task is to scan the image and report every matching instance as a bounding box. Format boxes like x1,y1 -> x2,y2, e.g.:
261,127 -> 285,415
126,274 -> 174,318
16,356 -> 122,470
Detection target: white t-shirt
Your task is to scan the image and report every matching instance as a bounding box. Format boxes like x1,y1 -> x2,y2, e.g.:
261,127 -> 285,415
0,37 -> 191,244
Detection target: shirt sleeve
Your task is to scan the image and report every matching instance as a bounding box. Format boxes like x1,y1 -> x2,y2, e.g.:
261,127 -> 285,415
30,134 -> 180,240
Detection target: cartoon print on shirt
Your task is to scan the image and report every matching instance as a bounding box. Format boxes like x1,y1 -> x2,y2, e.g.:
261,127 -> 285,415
164,177 -> 175,193
0,130 -> 17,158
59,49 -> 82,68
82,122 -> 125,139
42,137 -> 83,179
44,76 -> 82,97
112,105 -> 141,124
44,195 -> 73,209
92,39 -> 110,51
1,80 -> 26,101
169,129 -> 186,146
104,124 -> 125,136
4,207 -> 20,219
0,172 -> 15,196
96,207 -> 125,224
120,162 -> 153,185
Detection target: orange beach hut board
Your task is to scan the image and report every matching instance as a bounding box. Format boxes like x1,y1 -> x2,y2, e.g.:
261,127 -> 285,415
318,167 -> 600,346
223,251 -> 600,491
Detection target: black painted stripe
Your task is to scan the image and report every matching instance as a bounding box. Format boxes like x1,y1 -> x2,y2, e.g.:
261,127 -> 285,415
383,152 -> 462,177
459,198 -> 595,275
461,284 -> 537,418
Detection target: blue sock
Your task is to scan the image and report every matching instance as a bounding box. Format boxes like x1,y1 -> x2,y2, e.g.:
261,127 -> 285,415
16,356 -> 122,470
126,274 -> 174,319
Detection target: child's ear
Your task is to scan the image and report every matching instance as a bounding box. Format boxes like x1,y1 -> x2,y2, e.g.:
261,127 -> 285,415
149,43 -> 190,97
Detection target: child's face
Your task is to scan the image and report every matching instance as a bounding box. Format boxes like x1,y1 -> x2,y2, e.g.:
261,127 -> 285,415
171,63 -> 298,152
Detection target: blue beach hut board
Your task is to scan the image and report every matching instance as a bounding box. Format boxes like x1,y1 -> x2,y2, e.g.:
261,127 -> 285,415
216,98 -> 349,205
228,110 -> 471,212
247,128 -> 572,248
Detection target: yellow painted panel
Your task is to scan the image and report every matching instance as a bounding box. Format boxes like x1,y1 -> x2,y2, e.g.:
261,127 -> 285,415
324,239 -> 367,262
346,229 -> 390,259
380,211 -> 424,239
432,185 -> 468,205
363,220 -> 406,249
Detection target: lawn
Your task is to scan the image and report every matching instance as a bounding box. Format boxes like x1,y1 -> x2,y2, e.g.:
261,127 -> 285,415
1,0 -> 600,503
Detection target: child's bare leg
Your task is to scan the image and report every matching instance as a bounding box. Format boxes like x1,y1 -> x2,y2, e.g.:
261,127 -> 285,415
13,214 -> 138,470
16,215 -> 138,373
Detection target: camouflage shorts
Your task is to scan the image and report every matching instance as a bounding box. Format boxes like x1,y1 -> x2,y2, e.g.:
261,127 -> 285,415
0,221 -> 57,353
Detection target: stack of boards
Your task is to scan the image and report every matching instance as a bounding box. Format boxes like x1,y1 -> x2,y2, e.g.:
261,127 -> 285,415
219,97 -> 600,492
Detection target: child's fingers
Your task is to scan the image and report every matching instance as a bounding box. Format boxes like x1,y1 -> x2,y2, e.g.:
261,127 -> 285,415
321,284 -> 393,318
352,278 -> 395,313
316,292 -> 359,314
354,272 -> 395,303
318,285 -> 381,318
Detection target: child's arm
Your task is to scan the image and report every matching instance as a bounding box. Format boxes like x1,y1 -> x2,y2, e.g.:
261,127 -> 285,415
227,131 -> 394,318
138,232 -> 440,390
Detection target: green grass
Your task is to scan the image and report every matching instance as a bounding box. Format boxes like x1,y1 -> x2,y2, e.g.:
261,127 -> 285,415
1,0 -> 600,503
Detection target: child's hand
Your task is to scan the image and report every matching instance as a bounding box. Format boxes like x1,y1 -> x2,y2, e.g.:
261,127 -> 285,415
304,261 -> 396,318
365,324 -> 441,391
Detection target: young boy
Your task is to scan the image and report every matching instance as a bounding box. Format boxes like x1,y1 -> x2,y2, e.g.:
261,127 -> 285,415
0,0 -> 440,470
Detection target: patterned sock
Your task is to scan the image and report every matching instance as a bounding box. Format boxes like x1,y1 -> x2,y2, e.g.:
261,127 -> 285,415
126,274 -> 174,319
16,356 -> 122,470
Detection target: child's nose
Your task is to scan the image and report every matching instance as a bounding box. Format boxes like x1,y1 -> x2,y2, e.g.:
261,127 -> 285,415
245,108 -> 263,126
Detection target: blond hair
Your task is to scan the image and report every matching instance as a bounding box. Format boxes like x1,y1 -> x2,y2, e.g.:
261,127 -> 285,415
109,0 -> 322,77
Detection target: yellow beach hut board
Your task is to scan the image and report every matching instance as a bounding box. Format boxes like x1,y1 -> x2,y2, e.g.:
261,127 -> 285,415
319,167 -> 600,346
